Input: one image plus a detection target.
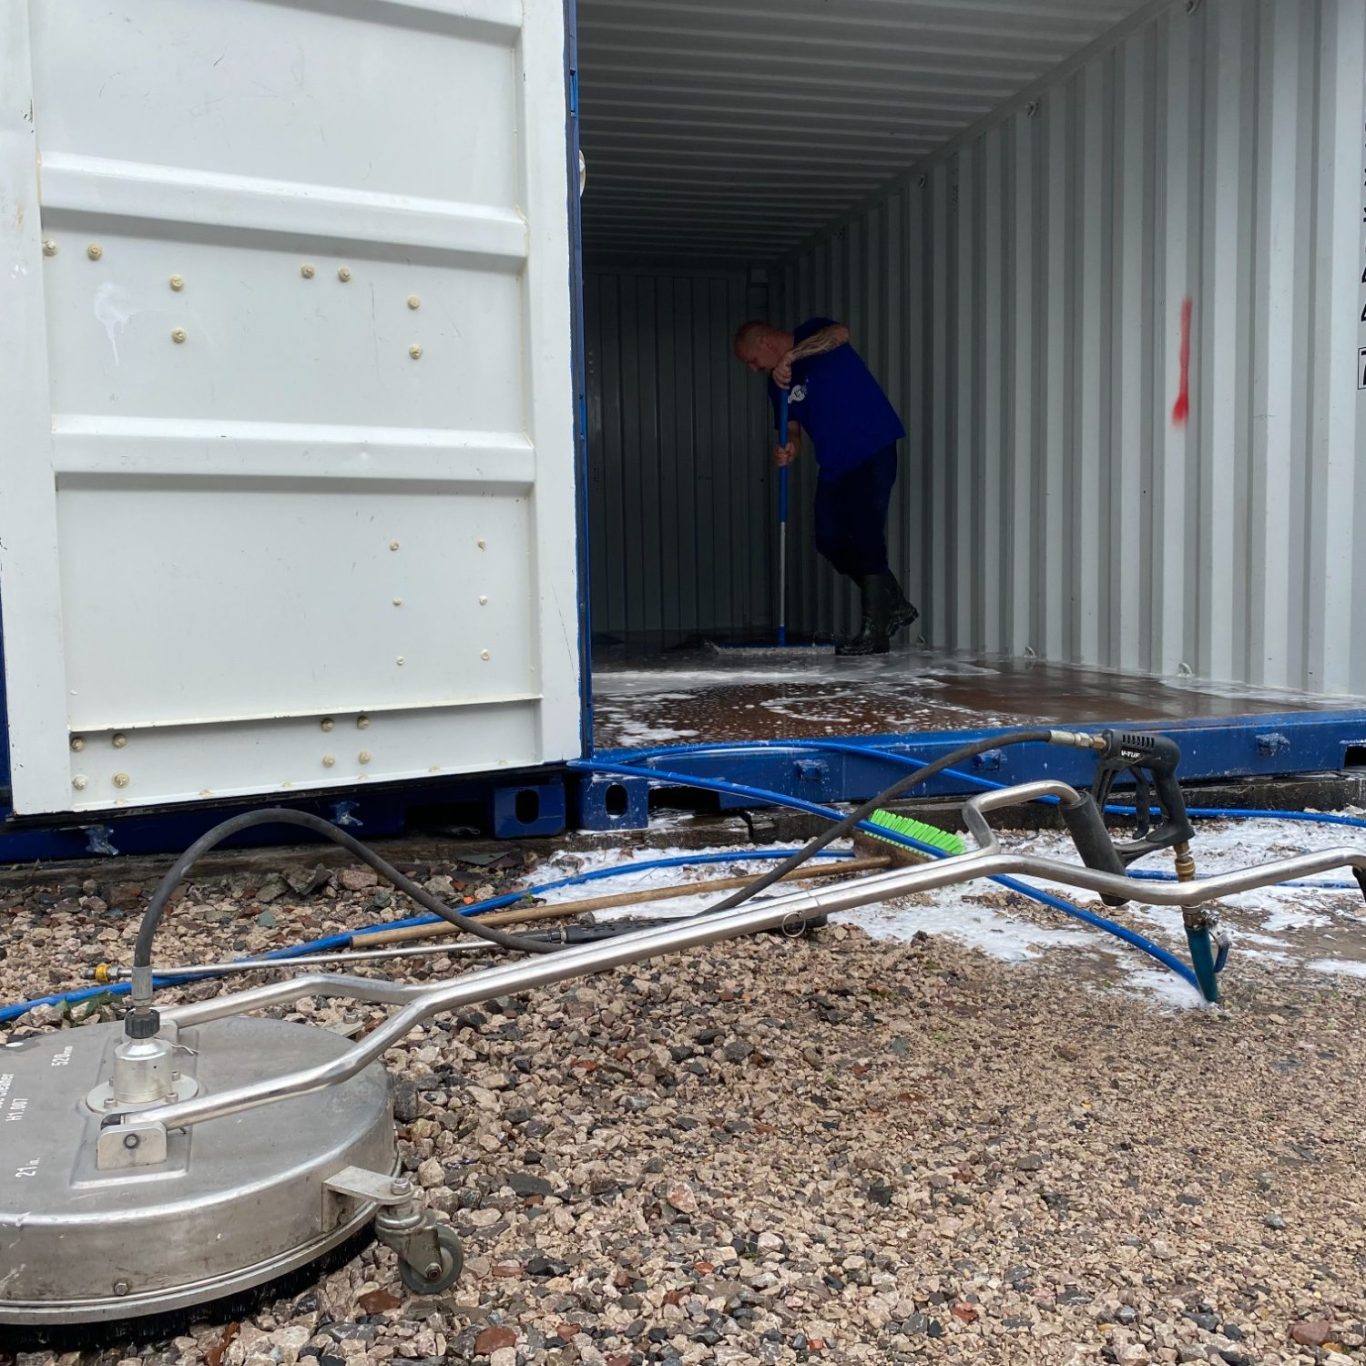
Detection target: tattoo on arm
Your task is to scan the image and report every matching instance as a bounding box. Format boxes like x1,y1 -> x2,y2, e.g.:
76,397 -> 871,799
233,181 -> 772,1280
787,324 -> 850,363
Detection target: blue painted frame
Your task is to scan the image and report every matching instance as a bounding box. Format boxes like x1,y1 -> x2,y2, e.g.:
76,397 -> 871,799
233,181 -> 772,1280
0,594 -> 10,794
589,709 -> 1366,810
564,0 -> 595,759
3,708 -> 1361,860
0,766 -> 576,862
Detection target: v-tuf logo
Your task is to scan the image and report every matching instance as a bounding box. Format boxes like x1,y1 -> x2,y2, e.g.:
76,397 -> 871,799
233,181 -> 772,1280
789,383 -> 808,404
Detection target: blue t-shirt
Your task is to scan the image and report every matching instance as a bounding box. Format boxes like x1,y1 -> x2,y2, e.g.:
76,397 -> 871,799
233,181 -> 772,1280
769,317 -> 905,477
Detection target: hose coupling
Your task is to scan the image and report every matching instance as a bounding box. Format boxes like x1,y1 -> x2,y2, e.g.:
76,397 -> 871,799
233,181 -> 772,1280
124,1006 -> 161,1040
1173,842 -> 1196,883
130,963 -> 155,1010
1181,904 -> 1218,933
1047,729 -> 1107,751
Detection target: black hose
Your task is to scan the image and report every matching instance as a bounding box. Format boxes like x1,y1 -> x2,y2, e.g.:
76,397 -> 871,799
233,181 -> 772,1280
133,809 -> 564,970
133,731 -> 1059,978
703,728 -> 1055,917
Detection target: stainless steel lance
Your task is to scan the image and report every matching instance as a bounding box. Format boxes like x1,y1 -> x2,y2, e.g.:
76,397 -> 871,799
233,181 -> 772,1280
129,780 -> 1366,1136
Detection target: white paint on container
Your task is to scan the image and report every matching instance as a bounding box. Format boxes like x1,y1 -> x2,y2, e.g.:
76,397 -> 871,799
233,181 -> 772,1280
0,0 -> 581,813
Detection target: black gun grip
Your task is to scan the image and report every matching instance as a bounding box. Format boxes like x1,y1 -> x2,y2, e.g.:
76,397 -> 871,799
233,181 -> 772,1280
1060,791 -> 1128,908
1091,729 -> 1195,864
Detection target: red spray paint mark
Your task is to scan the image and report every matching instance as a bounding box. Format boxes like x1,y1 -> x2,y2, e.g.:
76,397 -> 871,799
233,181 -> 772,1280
1171,296 -> 1192,427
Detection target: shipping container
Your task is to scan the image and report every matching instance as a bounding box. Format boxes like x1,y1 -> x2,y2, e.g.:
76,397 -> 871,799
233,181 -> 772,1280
2,0 -> 1365,857
0,0 -> 585,852
579,0 -> 1366,813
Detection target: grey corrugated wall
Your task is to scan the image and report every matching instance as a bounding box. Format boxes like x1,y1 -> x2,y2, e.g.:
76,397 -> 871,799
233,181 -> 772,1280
583,267 -> 776,642
778,0 -> 1366,693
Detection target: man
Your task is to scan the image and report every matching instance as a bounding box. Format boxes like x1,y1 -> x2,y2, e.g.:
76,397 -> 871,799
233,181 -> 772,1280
733,318 -> 917,655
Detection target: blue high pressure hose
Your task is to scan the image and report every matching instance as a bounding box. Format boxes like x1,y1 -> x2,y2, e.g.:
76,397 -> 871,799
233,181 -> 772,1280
581,738 -> 1366,991
603,736 -> 1366,834
5,737 -> 1360,1023
604,736 -> 1366,832
0,848 -> 853,1025
574,758 -> 1203,991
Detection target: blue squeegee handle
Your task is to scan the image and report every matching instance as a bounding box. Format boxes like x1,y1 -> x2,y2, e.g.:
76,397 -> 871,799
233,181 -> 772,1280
777,391 -> 790,521
777,388 -> 789,645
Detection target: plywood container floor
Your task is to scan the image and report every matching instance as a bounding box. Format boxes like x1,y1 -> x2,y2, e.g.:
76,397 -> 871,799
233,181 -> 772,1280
590,646 -> 1364,750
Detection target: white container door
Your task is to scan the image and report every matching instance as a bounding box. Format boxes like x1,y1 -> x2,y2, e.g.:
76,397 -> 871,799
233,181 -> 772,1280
0,0 -> 582,814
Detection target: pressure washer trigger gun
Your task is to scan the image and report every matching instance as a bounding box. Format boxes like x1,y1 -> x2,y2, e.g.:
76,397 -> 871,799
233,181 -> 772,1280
1352,866 -> 1366,906
1090,730 -> 1195,867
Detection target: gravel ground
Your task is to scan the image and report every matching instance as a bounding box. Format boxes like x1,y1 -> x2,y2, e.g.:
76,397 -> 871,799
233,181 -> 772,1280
2,847 -> 1365,1366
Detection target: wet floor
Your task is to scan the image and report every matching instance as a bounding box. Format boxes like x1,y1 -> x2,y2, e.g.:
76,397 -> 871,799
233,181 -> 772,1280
591,644 -> 1363,750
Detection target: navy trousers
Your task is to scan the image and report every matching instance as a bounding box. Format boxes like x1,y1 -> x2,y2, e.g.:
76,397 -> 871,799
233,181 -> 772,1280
812,445 -> 898,579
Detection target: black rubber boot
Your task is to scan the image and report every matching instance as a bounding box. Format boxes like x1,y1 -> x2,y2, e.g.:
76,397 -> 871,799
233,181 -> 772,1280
887,574 -> 919,636
836,574 -> 894,656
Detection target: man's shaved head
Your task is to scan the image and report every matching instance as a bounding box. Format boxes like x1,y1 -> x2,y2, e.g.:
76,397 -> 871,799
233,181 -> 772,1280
733,320 -> 771,351
733,320 -> 788,373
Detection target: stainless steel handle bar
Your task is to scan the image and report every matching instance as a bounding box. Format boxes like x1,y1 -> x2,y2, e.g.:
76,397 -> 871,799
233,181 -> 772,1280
141,781 -> 1366,1133
155,780 -> 1068,1030
156,781 -> 1076,1034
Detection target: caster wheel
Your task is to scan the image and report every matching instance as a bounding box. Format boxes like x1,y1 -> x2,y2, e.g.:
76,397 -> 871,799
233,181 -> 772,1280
399,1226 -> 464,1295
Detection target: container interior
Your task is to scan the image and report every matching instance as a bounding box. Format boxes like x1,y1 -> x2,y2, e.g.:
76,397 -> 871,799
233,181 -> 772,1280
576,0 -> 1366,730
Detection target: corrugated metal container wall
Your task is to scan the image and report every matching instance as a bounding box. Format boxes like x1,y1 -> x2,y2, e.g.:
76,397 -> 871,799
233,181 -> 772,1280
779,0 -> 1366,694
583,267 -> 776,642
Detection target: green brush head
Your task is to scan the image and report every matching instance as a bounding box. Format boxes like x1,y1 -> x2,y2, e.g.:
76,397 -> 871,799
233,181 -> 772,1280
866,809 -> 966,857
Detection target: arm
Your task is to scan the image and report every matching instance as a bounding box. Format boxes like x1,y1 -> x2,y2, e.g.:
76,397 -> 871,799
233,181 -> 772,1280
773,324 -> 850,387
775,420 -> 801,467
